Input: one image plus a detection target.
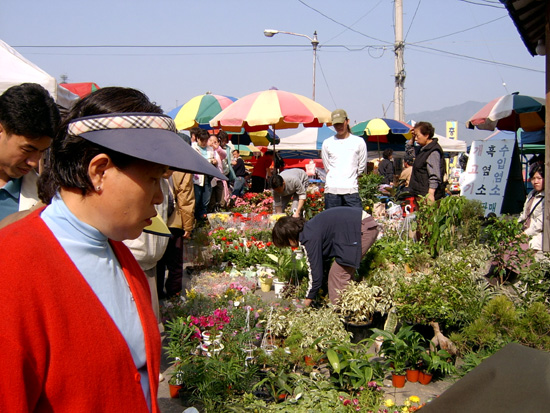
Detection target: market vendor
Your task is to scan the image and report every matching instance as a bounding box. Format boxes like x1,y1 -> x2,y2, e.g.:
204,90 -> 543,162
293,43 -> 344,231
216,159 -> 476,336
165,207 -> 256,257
271,168 -> 309,218
271,207 -> 379,306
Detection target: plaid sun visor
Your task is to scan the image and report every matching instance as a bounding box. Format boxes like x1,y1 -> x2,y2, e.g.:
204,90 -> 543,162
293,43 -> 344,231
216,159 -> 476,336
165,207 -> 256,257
68,113 -> 177,136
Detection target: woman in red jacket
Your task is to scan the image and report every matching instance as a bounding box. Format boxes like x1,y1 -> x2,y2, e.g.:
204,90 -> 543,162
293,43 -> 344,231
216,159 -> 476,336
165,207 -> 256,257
0,87 -> 224,412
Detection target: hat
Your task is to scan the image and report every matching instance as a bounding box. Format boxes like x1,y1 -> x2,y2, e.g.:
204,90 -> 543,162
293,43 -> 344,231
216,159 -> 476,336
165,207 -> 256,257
67,113 -> 226,180
143,213 -> 171,237
331,109 -> 348,124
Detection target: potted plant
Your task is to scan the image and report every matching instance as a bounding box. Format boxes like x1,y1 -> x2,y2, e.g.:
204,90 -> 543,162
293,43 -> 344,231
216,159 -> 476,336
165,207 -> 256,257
419,349 -> 455,385
336,282 -> 393,326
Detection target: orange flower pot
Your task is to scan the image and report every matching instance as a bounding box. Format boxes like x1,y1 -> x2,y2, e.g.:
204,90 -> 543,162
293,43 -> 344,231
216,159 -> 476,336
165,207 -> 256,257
418,371 -> 433,385
169,383 -> 182,398
391,373 -> 406,388
406,368 -> 419,383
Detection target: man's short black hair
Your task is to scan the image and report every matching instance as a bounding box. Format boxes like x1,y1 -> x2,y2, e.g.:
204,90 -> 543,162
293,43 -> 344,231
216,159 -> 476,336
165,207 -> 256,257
271,174 -> 284,189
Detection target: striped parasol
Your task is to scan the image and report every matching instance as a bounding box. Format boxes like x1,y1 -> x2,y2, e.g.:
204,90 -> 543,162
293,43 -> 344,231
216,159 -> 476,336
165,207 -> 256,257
167,92 -> 238,130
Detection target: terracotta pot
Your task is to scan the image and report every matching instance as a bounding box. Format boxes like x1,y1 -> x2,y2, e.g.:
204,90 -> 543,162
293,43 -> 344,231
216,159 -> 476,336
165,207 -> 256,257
406,368 -> 419,383
418,371 -> 433,385
391,373 -> 406,388
169,383 -> 182,398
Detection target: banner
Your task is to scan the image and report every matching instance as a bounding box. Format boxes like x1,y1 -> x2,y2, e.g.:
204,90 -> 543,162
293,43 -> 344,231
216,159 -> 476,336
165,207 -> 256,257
460,139 -> 514,216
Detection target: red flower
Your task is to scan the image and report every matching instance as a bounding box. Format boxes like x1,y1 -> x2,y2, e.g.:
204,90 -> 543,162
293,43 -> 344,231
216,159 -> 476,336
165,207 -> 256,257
239,243 -> 244,247
234,245 -> 239,250
266,241 -> 272,246
221,237 -> 226,241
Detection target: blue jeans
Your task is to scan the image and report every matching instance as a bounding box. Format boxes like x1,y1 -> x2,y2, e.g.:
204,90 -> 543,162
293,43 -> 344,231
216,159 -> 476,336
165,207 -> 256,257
232,176 -> 246,197
194,181 -> 212,220
324,192 -> 362,210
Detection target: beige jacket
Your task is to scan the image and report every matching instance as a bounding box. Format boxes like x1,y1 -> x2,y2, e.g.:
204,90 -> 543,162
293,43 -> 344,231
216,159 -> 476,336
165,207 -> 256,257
167,172 -> 195,232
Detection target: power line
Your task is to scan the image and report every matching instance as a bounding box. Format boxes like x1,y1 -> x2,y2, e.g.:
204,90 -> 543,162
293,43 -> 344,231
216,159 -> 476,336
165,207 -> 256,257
404,0 -> 422,42
408,44 -> 544,73
296,0 -> 390,44
457,0 -> 505,9
409,15 -> 508,44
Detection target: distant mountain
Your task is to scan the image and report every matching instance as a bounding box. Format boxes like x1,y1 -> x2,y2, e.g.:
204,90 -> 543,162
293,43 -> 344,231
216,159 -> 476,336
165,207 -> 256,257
406,101 -> 495,146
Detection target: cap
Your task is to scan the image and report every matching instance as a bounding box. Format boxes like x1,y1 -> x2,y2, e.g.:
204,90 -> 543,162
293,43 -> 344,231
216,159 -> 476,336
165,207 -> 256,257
67,113 -> 226,180
331,109 -> 348,124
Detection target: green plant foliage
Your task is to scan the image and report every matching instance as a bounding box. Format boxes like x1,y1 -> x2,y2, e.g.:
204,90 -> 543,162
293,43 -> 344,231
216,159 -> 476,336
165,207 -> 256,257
416,195 -> 485,257
481,215 -> 534,283
270,307 -> 351,349
358,173 -> 384,212
371,325 -> 426,375
393,245 -> 493,330
335,281 -> 393,323
264,248 -> 308,282
453,295 -> 550,361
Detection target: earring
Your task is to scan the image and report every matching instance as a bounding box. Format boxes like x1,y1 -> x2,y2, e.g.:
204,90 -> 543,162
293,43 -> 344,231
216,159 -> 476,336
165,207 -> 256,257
96,186 -> 101,192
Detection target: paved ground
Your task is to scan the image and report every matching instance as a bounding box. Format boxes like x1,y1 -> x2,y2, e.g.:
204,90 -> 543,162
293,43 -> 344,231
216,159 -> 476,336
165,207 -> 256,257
156,289 -> 455,412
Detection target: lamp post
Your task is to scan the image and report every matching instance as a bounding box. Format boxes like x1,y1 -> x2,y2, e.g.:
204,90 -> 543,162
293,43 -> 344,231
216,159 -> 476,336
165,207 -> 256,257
264,29 -> 319,101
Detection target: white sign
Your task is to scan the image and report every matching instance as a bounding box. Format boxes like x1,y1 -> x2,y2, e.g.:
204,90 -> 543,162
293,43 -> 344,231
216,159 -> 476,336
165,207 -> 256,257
460,139 -> 514,216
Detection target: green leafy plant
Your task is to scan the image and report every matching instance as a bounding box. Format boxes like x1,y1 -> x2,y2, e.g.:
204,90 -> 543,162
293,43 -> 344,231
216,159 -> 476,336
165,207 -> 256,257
420,349 -> 455,376
265,248 -> 307,282
358,173 -> 384,213
416,195 -> 485,257
370,325 -> 423,375
335,281 -> 392,324
481,215 -> 534,283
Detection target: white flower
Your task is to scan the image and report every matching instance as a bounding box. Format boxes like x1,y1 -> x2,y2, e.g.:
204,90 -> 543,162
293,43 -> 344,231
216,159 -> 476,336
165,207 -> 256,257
234,301 -> 240,307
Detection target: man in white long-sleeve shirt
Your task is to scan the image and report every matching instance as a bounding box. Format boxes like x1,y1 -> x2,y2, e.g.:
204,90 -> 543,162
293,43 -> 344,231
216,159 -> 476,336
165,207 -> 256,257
321,109 -> 367,209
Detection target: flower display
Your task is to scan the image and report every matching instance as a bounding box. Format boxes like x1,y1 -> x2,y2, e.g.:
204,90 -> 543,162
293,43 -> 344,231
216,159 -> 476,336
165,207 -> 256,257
379,396 -> 425,412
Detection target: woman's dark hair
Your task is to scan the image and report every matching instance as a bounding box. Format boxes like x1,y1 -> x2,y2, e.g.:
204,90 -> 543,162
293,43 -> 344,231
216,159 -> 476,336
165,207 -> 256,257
382,148 -> 393,159
216,130 -> 228,144
50,87 -> 162,195
271,216 -> 305,248
529,162 -> 544,179
414,121 -> 435,139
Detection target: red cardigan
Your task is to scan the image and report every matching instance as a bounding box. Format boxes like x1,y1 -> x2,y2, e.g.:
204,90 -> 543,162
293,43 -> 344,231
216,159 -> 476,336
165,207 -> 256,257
0,209 -> 161,412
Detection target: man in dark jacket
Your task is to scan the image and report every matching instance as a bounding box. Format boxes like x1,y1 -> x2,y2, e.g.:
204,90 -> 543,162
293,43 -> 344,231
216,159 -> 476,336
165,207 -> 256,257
271,207 -> 379,305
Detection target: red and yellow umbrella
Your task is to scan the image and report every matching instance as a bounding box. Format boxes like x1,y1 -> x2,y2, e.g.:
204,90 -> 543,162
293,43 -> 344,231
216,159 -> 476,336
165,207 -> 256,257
209,88 -> 332,133
168,92 -> 238,130
466,93 -> 545,132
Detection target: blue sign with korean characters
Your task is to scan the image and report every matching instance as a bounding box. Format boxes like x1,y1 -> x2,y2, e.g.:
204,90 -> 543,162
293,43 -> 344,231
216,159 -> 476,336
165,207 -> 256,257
460,139 -> 525,216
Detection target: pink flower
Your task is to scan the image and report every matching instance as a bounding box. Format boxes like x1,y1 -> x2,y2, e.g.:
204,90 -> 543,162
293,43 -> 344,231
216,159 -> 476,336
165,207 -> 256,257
343,399 -> 351,406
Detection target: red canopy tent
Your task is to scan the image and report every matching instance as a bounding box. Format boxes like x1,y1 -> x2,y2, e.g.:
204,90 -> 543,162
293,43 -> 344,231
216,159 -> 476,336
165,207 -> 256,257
59,82 -> 100,98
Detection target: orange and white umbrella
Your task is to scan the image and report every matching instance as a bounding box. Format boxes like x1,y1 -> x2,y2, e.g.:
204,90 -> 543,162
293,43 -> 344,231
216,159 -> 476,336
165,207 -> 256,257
209,88 -> 332,133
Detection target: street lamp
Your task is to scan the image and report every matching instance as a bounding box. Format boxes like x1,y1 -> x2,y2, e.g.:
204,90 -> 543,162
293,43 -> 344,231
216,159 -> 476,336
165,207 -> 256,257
263,29 -> 319,101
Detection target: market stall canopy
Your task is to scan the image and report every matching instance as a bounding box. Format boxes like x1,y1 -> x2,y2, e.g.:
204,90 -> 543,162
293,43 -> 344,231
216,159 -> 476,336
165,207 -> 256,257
434,134 -> 468,153
0,39 -> 78,108
209,88 -> 332,133
270,125 -> 335,159
60,82 -> 100,98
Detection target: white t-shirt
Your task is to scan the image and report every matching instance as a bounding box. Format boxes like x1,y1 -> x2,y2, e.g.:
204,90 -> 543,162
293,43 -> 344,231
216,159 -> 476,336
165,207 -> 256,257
321,134 -> 367,194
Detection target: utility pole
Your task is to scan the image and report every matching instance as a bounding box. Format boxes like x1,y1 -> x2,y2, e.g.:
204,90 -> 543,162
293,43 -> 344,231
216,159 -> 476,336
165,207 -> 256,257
394,0 -> 405,121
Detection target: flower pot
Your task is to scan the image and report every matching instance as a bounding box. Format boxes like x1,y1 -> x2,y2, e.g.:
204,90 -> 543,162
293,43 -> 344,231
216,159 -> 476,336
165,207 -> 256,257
418,371 -> 433,385
391,373 -> 406,388
406,368 -> 419,383
169,383 -> 182,398
260,278 -> 273,292
272,279 -> 286,297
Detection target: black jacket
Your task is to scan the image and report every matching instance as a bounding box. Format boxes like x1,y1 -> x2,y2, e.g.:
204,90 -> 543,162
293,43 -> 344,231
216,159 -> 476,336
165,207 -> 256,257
409,139 -> 446,200
299,207 -> 363,299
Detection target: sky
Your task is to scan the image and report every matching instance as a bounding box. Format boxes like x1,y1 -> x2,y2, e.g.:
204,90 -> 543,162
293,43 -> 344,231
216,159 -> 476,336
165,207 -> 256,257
0,0 -> 545,139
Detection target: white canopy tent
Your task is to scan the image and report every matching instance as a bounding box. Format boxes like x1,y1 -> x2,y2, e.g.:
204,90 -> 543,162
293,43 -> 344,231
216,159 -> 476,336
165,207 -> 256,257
0,39 -> 78,108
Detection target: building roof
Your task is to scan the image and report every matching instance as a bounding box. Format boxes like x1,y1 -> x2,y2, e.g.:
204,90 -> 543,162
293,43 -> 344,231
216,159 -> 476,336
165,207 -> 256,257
500,0 -> 547,56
